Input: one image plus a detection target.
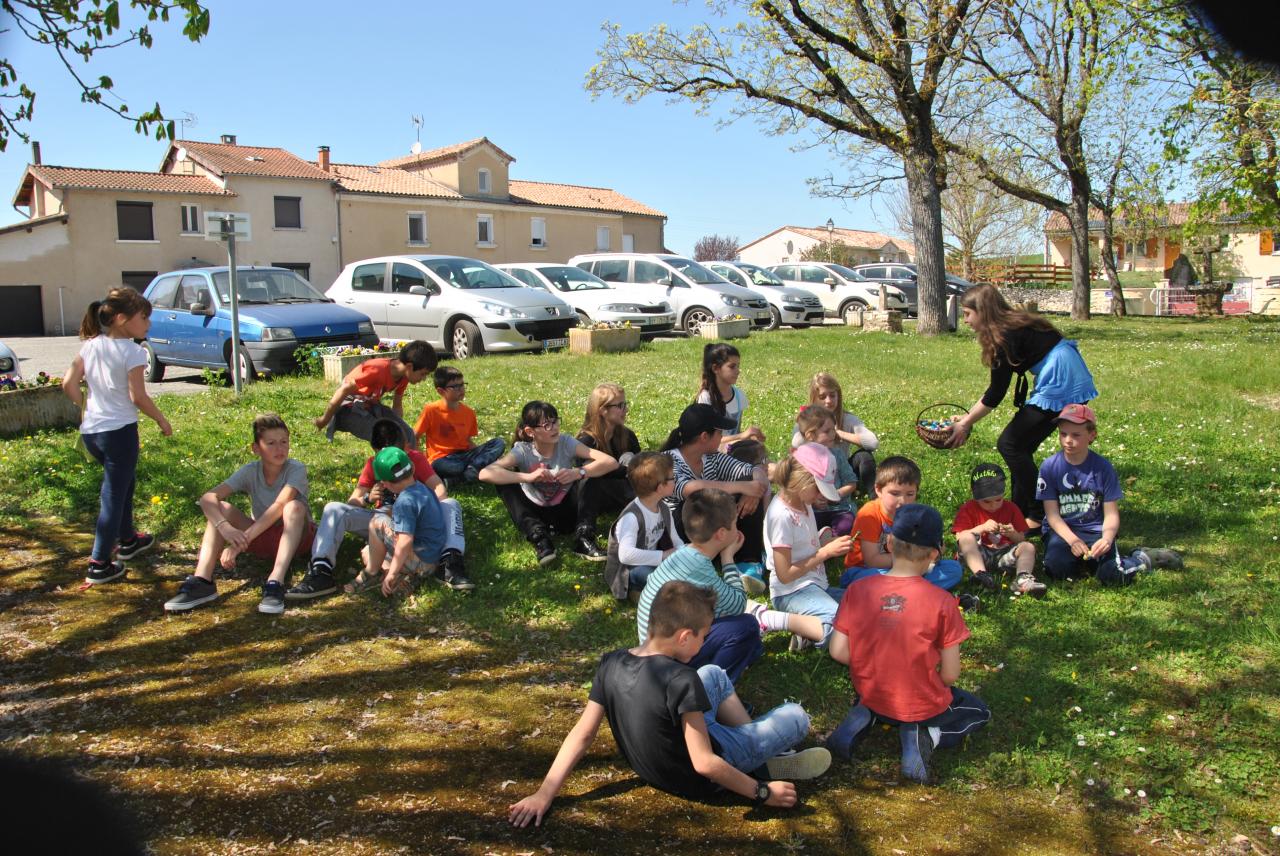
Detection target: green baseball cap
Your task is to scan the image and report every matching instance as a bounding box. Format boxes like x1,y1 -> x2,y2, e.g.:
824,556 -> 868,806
373,446 -> 414,482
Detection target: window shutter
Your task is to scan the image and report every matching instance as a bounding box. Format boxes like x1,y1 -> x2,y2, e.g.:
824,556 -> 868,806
1261,230 -> 1274,255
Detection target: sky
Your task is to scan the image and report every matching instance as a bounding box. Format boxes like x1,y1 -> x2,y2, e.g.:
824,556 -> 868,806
0,0 -> 900,256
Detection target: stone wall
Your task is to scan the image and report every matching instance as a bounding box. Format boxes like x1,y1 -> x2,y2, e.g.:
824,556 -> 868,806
997,287 -> 1118,314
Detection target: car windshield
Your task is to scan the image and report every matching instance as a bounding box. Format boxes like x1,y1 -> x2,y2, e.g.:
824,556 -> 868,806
665,257 -> 725,285
423,258 -> 518,289
826,263 -> 867,281
738,263 -> 785,287
535,266 -> 610,292
212,269 -> 326,303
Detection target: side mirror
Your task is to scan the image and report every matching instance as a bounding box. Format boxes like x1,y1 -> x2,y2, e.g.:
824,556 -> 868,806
409,284 -> 436,296
189,302 -> 212,315
824,277 -> 837,286
657,276 -> 673,287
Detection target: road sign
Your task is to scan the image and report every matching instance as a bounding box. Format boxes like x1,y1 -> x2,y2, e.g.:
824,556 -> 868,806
205,211 -> 251,242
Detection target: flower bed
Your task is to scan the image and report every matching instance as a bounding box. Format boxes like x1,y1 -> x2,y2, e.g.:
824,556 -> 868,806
0,374 -> 79,435
568,324 -> 642,354
316,342 -> 406,383
697,318 -> 750,340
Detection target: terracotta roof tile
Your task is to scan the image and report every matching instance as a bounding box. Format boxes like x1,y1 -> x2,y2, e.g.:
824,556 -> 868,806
1041,203 -> 1234,233
377,137 -> 516,169
508,180 -> 663,217
27,165 -> 234,196
175,140 -> 334,181
329,163 -> 462,198
786,225 -> 902,250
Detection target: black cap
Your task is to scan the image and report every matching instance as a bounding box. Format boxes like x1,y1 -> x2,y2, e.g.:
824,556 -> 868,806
890,503 -> 944,549
969,462 -> 1006,500
678,403 -> 737,439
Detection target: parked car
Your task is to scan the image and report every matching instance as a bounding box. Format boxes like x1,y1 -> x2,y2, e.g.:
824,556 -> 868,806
495,263 -> 676,335
0,341 -> 17,382
568,253 -> 772,335
767,262 -> 907,323
851,263 -> 977,316
704,261 -> 824,330
141,266 -> 378,382
327,255 -> 577,359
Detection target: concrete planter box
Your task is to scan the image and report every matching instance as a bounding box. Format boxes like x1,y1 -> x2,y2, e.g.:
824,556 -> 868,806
698,319 -> 750,340
322,352 -> 377,384
0,385 -> 80,435
1253,287 -> 1280,315
569,326 -> 642,354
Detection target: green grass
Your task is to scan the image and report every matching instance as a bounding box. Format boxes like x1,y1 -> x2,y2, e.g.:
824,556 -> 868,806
1,317 -> 1278,855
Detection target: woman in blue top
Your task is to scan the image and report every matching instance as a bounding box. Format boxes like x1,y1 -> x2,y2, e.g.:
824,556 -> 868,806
946,284 -> 1098,525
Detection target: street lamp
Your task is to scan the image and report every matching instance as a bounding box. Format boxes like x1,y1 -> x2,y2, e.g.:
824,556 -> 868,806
825,218 -> 835,261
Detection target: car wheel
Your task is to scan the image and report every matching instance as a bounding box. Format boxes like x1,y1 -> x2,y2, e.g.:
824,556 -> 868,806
451,320 -> 484,359
226,344 -> 257,386
840,300 -> 868,324
682,307 -> 714,336
141,341 -> 165,382
766,306 -> 782,331
576,311 -> 591,327
790,323 -> 811,330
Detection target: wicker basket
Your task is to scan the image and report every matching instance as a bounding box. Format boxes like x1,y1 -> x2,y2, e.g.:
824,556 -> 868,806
915,403 -> 968,449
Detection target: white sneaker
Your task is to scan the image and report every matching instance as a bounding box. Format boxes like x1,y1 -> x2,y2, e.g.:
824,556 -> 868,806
765,747 -> 831,780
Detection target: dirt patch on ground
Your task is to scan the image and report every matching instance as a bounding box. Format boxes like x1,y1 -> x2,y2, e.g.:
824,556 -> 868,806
1242,393 -> 1280,411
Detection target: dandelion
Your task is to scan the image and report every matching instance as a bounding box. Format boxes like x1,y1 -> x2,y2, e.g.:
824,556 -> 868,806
150,495 -> 162,505
604,608 -> 612,615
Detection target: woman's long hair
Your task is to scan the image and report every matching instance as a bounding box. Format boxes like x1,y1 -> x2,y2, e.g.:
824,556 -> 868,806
580,382 -> 627,457
80,287 -> 151,339
959,284 -> 1057,367
697,342 -> 739,414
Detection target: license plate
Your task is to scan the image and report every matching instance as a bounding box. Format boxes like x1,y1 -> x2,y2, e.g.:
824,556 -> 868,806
543,337 -> 568,349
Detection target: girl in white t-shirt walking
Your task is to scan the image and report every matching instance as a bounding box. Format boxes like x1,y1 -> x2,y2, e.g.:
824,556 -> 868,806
62,288 -> 172,584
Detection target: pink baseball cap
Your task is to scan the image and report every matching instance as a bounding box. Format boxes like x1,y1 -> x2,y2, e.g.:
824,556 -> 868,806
1055,403 -> 1097,424
792,442 -> 842,502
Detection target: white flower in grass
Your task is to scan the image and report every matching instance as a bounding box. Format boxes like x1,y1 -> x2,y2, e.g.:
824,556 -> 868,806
1137,789 -> 1147,798
1086,778 -> 1095,786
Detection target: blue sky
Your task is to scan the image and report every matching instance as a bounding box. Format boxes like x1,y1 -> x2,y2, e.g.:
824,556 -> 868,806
0,0 -> 893,255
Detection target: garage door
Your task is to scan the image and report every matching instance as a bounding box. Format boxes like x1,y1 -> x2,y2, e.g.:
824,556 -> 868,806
0,286 -> 43,335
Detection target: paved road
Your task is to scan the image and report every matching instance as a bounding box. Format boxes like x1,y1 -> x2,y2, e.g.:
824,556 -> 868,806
3,335 -> 210,397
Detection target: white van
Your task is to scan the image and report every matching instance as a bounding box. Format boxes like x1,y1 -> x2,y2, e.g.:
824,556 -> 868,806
568,253 -> 772,335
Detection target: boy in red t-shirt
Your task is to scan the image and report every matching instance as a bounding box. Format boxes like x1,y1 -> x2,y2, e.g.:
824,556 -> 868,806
313,340 -> 436,446
953,462 -> 1045,598
413,365 -> 506,482
827,504 -> 990,784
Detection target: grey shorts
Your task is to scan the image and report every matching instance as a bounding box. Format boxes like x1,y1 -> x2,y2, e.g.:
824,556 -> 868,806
978,543 -> 1021,574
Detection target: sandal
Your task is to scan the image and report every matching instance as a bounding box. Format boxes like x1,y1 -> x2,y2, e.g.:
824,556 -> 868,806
343,568 -> 381,594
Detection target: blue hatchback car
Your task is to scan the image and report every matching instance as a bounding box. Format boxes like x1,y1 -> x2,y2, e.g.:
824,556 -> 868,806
141,266 -> 378,381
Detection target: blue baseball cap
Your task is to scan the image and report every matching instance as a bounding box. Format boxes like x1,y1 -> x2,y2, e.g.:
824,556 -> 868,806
891,503 -> 943,549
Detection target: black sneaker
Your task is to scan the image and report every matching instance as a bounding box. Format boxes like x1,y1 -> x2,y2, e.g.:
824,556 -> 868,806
258,580 -> 286,615
972,570 -> 998,591
286,560 -> 338,600
164,575 -> 218,612
957,593 -> 981,612
115,533 -> 154,561
435,551 -> 476,591
85,560 -> 127,585
534,538 -> 557,567
573,534 -> 607,562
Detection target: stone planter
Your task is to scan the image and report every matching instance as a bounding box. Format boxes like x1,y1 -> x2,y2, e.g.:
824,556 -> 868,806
322,352 -> 377,383
0,385 -> 80,436
568,326 -> 642,354
860,310 -> 904,334
844,307 -> 865,328
698,318 -> 750,340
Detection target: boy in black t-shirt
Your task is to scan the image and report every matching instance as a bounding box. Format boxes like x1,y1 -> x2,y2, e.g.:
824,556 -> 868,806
508,580 -> 830,827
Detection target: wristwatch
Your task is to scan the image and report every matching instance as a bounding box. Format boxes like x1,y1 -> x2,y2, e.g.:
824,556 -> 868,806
753,780 -> 770,803
578,467 -> 587,479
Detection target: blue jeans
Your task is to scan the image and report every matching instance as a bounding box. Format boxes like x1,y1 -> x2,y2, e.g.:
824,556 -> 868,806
628,565 -> 656,591
1043,530 -> 1139,585
839,558 -> 963,591
772,583 -> 844,647
311,498 -> 466,564
430,438 -> 506,480
698,665 -> 809,772
689,614 -> 763,684
82,422 -> 139,563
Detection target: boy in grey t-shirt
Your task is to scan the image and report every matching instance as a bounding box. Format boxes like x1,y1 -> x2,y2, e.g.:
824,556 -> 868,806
164,413 -> 316,615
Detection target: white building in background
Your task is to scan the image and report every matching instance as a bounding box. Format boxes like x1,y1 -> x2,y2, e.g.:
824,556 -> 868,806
738,225 -> 916,267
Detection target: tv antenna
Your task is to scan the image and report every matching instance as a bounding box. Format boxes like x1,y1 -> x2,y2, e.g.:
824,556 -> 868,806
410,115 -> 423,154
178,111 -> 198,139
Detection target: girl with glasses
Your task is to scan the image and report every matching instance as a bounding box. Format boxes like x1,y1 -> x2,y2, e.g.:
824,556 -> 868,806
578,382 -> 644,518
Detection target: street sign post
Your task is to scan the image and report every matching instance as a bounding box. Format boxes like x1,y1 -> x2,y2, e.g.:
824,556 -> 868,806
205,212 -> 251,394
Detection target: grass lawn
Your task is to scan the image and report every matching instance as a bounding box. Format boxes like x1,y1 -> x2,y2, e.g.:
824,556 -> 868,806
1,317 -> 1277,855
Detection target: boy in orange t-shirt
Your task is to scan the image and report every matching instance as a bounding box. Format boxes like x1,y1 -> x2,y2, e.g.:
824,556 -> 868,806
414,366 -> 506,482
313,341 -> 436,446
838,456 -> 963,594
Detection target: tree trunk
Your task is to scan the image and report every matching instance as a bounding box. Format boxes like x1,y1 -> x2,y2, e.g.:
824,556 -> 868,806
903,152 -> 948,335
1066,193 -> 1092,320
1099,212 -> 1127,317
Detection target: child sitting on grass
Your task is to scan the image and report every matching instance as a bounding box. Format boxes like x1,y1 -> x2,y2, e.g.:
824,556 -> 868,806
164,413 -> 315,615
413,365 -> 505,483
1037,404 -> 1182,584
793,404 -> 858,536
508,580 -> 830,827
828,504 -> 991,784
953,462 -> 1044,598
350,446 -> 447,598
604,452 -> 684,601
792,371 -> 878,491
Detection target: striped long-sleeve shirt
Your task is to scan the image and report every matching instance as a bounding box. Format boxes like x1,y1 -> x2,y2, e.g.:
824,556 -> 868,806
635,545 -> 745,643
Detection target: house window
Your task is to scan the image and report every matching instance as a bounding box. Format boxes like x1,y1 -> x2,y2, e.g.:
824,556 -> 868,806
622,233 -> 635,252
478,169 -> 492,194
274,196 -> 302,229
180,204 -> 201,234
530,217 -> 546,248
116,202 -> 154,241
272,262 -> 311,282
121,271 -> 157,292
596,226 -> 611,252
407,212 -> 427,245
477,214 -> 495,247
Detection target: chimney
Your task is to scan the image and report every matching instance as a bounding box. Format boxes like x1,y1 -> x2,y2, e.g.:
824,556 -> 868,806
220,134 -> 237,145
317,145 -> 330,172
31,141 -> 41,165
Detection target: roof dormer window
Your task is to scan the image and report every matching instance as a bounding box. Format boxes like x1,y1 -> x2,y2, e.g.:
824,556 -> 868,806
478,168 -> 491,194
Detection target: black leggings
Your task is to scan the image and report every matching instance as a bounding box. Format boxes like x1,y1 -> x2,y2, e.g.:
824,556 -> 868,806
997,405 -> 1060,520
